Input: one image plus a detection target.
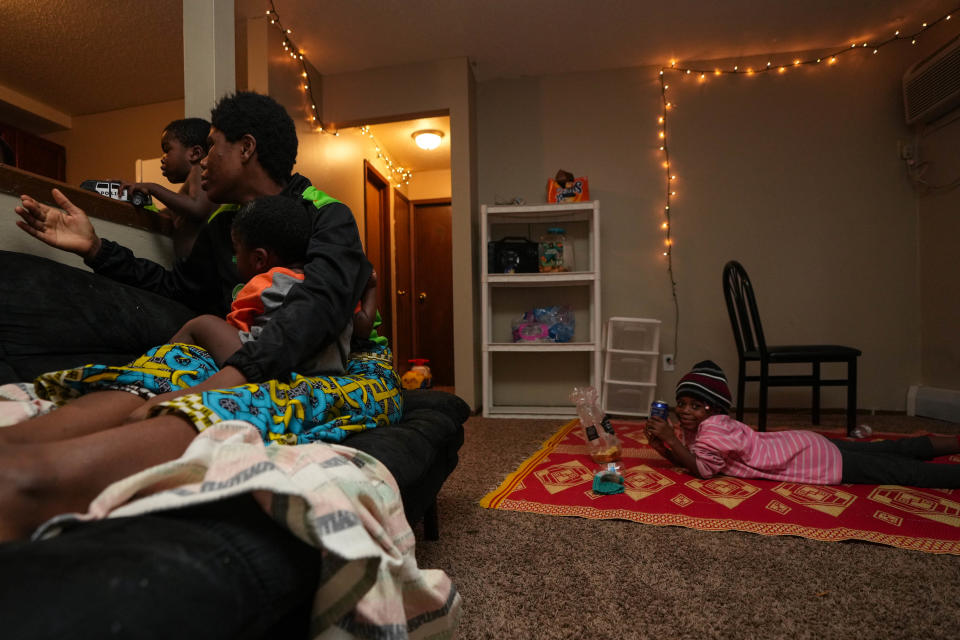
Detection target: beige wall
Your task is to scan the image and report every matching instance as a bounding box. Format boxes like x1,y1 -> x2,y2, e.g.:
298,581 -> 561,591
408,169 -> 452,201
916,114 -> 960,389
42,99 -> 184,185
24,18 -> 959,413
0,191 -> 174,268
477,47 -> 926,412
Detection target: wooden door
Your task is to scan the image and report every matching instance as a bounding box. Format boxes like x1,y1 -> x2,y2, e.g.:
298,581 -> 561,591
412,200 -> 454,386
363,161 -> 392,345
393,190 -> 413,369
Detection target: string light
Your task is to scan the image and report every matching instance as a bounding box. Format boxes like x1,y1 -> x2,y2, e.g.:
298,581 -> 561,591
265,1 -> 413,185
654,9 -> 956,361
265,2 -> 324,134
358,126 -> 413,185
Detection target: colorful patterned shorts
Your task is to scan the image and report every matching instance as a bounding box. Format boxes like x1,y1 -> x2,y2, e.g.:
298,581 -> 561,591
34,343 -> 403,445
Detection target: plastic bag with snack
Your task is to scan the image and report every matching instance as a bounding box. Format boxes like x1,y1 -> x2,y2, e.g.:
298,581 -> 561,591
570,386 -> 621,466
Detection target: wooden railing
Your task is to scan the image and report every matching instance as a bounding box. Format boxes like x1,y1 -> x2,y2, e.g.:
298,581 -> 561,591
0,164 -> 171,235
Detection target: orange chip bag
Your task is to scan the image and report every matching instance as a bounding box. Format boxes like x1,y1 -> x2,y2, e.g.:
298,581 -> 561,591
547,176 -> 589,202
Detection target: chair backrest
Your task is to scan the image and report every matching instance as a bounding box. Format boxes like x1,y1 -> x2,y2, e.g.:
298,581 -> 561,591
722,260 -> 767,357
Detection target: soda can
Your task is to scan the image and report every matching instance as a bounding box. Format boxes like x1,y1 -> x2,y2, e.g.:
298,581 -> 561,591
650,400 -> 669,420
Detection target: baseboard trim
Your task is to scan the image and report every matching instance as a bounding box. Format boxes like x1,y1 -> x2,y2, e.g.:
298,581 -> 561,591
906,385 -> 960,423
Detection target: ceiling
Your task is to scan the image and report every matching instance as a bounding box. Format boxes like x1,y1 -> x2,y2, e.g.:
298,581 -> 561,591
0,0 -> 956,171
364,116 -> 450,173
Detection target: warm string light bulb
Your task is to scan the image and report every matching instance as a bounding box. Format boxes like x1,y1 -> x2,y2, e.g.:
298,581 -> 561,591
657,72 -> 676,263
655,12 -> 948,86
358,126 -> 413,185
651,7 -> 954,279
266,2 -> 325,134
650,16 -> 953,364
648,6 -> 958,380
266,0 -> 418,186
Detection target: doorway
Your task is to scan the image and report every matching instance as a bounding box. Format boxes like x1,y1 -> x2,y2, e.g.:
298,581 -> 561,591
393,190 -> 414,369
356,116 -> 454,391
363,161 -> 392,345
397,199 -> 453,387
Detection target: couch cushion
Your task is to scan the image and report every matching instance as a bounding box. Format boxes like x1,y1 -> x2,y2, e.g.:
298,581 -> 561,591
0,251 -> 193,383
344,389 -> 468,522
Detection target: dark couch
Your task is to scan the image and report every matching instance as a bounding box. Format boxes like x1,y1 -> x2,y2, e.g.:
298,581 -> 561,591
0,249 -> 467,637
0,249 -> 467,531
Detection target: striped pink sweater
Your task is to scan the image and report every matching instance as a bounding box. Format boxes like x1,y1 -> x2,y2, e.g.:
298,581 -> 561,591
681,415 -> 842,484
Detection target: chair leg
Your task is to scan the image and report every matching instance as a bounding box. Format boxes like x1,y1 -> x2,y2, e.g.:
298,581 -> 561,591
811,361 -> 821,426
758,362 -> 768,431
423,499 -> 439,541
846,358 -> 858,436
736,360 -> 746,422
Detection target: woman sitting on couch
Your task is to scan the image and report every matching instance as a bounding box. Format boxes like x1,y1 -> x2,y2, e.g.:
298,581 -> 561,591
3,92 -> 391,542
0,194 -> 401,542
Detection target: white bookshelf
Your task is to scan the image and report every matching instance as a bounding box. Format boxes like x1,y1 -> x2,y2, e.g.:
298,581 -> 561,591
480,201 -> 601,418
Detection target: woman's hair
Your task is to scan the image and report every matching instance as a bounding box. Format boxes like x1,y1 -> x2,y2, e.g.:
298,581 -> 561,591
232,195 -> 311,265
163,118 -> 211,153
210,91 -> 298,184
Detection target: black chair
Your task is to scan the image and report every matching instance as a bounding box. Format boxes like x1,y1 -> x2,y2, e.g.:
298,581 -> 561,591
722,260 -> 861,434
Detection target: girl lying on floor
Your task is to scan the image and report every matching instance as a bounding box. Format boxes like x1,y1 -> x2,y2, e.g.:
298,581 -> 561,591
645,360 -> 960,488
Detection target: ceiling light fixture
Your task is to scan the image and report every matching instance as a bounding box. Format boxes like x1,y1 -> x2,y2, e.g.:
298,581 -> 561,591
412,129 -> 444,150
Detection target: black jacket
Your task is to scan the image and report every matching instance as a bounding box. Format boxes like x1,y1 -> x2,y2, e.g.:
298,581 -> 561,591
87,174 -> 371,381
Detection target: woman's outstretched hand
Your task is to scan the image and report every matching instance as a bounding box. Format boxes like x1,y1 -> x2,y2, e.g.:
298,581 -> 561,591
15,189 -> 101,260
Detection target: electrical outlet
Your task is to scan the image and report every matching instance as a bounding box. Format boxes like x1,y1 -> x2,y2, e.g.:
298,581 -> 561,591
662,354 -> 675,371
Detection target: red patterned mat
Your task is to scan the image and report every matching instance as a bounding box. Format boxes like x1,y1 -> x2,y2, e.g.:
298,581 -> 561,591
480,420 -> 960,554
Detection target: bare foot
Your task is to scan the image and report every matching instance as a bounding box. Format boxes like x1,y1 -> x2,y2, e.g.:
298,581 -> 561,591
0,445 -> 51,541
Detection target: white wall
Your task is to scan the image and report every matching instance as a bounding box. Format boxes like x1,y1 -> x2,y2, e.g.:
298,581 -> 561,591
477,44 -> 928,412
916,107 -> 960,390
0,191 -> 174,268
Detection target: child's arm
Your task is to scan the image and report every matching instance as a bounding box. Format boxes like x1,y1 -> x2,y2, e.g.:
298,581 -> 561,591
645,426 -> 682,465
125,364 -> 248,425
124,316 -> 245,424
119,181 -> 216,222
645,415 -> 703,477
353,269 -> 378,339
168,314 -> 243,367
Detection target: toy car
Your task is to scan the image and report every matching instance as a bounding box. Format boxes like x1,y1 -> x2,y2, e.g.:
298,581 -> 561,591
80,180 -> 153,208
401,358 -> 433,390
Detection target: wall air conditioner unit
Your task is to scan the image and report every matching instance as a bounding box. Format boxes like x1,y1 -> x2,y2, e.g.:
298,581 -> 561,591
903,34 -> 960,125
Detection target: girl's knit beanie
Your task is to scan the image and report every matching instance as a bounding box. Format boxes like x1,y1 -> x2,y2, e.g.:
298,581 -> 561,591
675,360 -> 732,411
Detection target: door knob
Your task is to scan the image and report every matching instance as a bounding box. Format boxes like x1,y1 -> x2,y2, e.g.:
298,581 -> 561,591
397,289 -> 408,296
418,292 -> 427,302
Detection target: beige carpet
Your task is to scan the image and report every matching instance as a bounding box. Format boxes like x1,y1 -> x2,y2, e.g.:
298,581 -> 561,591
415,411 -> 960,639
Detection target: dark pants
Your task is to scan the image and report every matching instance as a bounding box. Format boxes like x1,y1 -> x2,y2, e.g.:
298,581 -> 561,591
836,436 -> 960,488
0,495 -> 321,640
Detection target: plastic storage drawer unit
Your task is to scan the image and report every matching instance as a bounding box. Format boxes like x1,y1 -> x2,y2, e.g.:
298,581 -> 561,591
604,382 -> 656,416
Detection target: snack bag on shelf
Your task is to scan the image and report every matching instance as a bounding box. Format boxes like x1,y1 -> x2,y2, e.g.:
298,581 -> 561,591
546,169 -> 589,203
533,305 -> 575,343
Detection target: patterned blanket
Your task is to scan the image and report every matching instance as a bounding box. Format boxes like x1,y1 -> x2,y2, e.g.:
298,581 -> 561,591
0,382 -> 55,425
32,343 -> 404,444
481,419 -> 960,554
2,384 -> 461,638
